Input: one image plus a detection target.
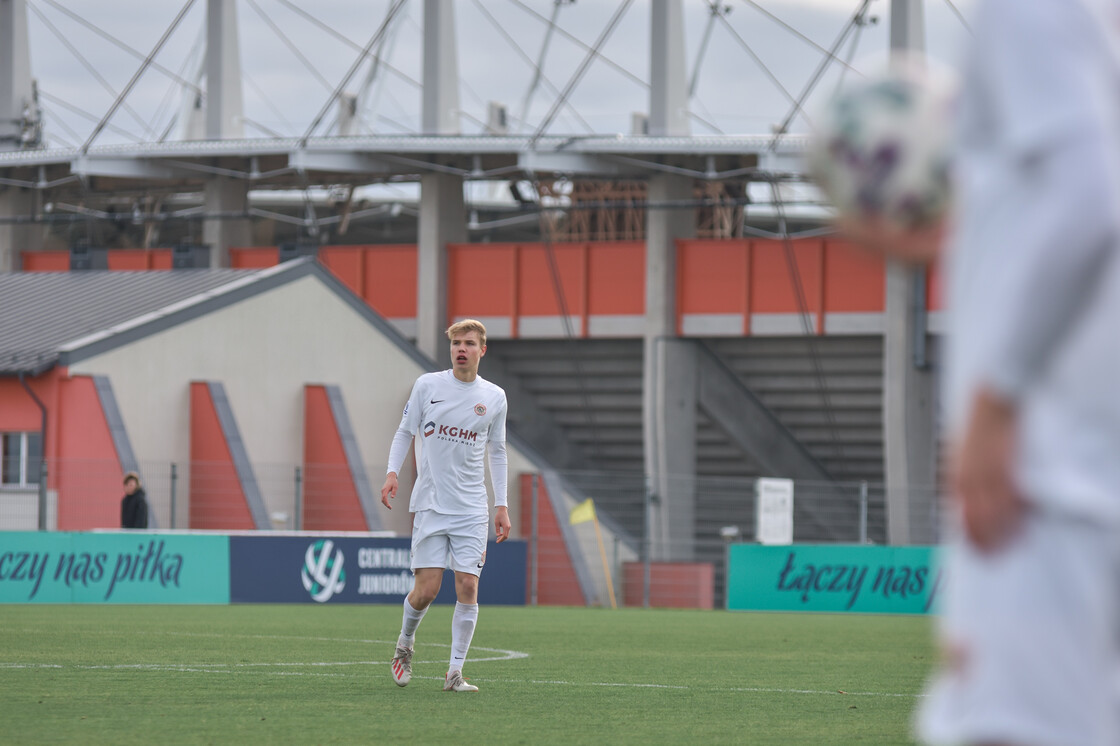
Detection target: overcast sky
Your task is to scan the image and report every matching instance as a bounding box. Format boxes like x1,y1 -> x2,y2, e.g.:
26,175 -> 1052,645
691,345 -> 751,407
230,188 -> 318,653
22,0 -> 974,149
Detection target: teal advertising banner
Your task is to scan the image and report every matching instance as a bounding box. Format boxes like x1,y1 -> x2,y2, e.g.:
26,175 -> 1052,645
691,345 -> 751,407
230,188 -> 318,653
0,532 -> 230,604
727,544 -> 941,614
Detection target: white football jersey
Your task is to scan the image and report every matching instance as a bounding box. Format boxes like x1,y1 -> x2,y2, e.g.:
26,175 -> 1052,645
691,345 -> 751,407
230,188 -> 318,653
395,370 -> 507,517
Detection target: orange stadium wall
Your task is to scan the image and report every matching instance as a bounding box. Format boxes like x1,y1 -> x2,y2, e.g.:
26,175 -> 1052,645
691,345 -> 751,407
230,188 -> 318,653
55,376 -> 127,530
188,382 -> 256,530
18,239 -> 942,337
302,384 -> 368,531
0,370 -> 126,530
0,369 -> 63,494
519,473 -> 585,606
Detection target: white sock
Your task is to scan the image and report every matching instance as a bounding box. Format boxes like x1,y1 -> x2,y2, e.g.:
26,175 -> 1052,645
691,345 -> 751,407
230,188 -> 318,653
448,602 -> 478,673
399,597 -> 427,647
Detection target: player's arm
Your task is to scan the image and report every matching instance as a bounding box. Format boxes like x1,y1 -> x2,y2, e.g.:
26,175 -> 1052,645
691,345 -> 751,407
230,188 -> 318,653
488,398 -> 510,542
954,0 -> 1120,551
381,379 -> 423,509
966,0 -> 1120,403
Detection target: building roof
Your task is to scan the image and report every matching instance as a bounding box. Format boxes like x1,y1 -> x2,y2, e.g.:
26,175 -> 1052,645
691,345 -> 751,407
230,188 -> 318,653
0,260 -> 350,375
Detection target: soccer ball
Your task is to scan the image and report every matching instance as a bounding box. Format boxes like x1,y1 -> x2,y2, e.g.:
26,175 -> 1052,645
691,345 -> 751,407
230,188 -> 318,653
808,61 -> 955,230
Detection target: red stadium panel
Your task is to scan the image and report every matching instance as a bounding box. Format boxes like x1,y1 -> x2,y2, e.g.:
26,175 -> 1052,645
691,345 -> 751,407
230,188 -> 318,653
20,250 -> 70,272
55,375 -> 124,530
448,243 -> 517,332
519,473 -> 585,606
622,562 -> 714,609
821,239 -> 886,312
677,239 -> 750,335
359,245 -> 417,319
516,242 -> 587,336
586,241 -> 645,316
229,246 -> 279,268
189,381 -> 256,530
749,238 -> 825,333
106,249 -> 173,271
149,249 -> 173,269
302,384 -> 367,531
318,245 -> 365,297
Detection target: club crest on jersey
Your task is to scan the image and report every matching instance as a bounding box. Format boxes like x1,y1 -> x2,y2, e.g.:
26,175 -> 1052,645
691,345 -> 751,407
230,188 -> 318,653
474,403 -> 486,416
423,421 -> 436,437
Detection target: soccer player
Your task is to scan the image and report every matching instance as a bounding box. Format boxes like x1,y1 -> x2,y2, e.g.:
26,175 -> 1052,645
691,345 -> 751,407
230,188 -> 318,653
380,319 -> 511,693
835,1 -> 1120,743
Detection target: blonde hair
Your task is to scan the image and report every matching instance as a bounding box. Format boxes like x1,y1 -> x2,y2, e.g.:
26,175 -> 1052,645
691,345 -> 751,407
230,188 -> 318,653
446,319 -> 487,347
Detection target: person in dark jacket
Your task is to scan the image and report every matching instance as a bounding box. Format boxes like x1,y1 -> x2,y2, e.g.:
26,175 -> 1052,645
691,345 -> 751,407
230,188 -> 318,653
120,472 -> 149,529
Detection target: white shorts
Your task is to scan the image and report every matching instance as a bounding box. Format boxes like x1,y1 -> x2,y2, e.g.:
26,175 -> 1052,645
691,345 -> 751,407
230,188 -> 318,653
410,509 -> 488,577
916,508 -> 1120,746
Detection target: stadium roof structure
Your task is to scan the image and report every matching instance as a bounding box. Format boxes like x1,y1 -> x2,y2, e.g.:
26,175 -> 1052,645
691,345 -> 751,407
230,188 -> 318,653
0,133 -> 811,199
0,258 -> 391,376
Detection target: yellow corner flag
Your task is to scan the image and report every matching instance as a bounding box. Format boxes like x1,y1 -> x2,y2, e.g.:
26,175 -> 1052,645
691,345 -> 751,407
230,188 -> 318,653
569,498 -> 596,525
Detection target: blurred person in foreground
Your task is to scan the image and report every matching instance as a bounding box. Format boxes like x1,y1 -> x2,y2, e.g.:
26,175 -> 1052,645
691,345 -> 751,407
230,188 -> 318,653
380,319 -> 510,693
842,0 -> 1120,743
120,471 -> 149,529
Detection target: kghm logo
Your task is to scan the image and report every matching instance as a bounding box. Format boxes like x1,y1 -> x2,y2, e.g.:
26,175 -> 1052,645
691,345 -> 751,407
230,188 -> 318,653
301,539 -> 345,603
423,420 -> 436,437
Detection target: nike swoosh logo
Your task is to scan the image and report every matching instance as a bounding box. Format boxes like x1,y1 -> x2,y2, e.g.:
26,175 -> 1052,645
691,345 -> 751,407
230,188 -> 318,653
430,399 -> 444,404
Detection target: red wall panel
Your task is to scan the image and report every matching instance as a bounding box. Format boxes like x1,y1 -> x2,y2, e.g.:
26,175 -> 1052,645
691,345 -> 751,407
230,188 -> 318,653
20,251 -> 70,272
448,243 -> 517,321
519,473 -> 585,606
517,243 -> 586,318
229,247 -> 279,268
586,241 -> 645,316
677,239 -> 750,315
302,385 -> 367,531
821,240 -> 886,312
55,376 -> 123,530
189,382 -> 256,530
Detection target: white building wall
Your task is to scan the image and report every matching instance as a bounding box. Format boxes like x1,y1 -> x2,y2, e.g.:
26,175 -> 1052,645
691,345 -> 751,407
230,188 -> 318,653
68,274 -> 529,535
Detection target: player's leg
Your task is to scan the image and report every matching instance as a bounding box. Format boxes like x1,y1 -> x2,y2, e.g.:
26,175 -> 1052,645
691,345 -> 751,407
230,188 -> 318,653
916,509 -> 1120,746
392,512 -> 449,687
443,515 -> 487,692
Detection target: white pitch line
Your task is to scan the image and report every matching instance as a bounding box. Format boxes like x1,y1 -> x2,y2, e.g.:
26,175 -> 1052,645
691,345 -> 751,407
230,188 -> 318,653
0,661 -> 925,697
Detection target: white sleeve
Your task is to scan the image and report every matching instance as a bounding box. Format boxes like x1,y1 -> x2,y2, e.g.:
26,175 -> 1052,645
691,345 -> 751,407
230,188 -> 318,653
386,377 -> 423,474
487,440 -> 508,508
386,428 -> 413,475
962,0 -> 1120,400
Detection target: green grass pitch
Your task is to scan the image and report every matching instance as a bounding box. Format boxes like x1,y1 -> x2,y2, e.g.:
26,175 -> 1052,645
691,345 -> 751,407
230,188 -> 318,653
0,604 -> 936,744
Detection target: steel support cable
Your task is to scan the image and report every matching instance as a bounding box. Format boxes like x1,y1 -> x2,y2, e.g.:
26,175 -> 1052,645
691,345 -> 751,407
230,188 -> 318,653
469,0 -> 594,134
241,72 -> 297,137
27,3 -> 150,135
529,173 -> 603,461
737,0 -> 863,76
506,0 -> 648,89
39,91 -> 145,143
714,12 -> 802,117
516,0 -> 567,133
689,1 -> 728,99
272,0 -> 421,89
38,0 -> 203,94
940,0 -> 973,35
530,0 -> 635,144
767,0 -> 871,151
834,6 -> 868,93
769,180 -> 845,469
32,93 -> 84,145
80,0 -> 198,154
299,0 -> 407,146
246,0 -> 334,93
150,28 -> 206,142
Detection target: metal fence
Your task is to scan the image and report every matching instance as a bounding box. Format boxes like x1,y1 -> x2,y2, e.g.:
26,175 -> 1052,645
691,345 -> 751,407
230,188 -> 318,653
0,458 -> 940,608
